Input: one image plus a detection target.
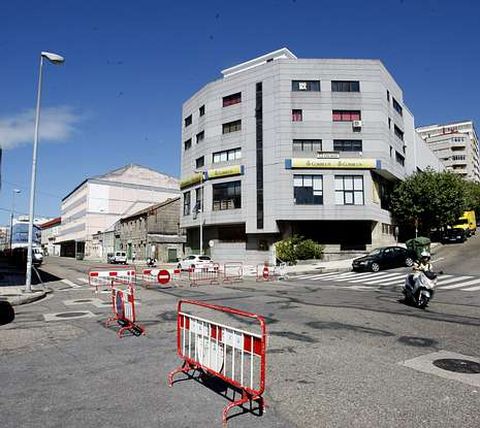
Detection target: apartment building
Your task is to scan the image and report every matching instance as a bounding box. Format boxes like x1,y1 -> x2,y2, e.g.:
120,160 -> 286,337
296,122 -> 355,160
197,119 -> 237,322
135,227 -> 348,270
416,121 -> 480,182
58,164 -> 179,258
180,48 -> 443,264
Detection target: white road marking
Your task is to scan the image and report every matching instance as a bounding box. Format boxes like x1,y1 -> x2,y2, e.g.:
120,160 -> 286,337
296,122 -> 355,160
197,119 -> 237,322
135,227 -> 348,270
61,279 -> 81,288
77,278 -> 89,283
437,276 -> 473,286
347,272 -> 402,283
462,285 -> 480,291
363,273 -> 406,285
441,278 -> 480,290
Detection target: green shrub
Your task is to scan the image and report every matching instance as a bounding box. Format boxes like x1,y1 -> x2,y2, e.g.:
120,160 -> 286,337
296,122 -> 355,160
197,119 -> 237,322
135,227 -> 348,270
275,235 -> 324,264
295,239 -> 324,260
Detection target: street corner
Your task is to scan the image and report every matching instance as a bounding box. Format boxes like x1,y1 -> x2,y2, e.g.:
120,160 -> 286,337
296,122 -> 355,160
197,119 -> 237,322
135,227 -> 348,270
0,286 -> 47,306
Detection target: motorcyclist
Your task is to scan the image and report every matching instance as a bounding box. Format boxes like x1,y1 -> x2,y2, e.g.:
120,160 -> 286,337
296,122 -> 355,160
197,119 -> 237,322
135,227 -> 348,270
413,250 -> 433,273
406,250 -> 434,295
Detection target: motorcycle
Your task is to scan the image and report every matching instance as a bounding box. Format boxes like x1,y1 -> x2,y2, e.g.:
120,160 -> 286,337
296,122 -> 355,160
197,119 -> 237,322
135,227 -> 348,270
146,257 -> 157,268
403,270 -> 439,309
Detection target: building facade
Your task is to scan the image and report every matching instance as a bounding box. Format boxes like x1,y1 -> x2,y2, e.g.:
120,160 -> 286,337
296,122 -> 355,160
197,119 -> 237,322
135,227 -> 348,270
180,48 -> 443,264
118,197 -> 185,262
416,121 -> 480,182
39,217 -> 61,256
57,164 -> 180,259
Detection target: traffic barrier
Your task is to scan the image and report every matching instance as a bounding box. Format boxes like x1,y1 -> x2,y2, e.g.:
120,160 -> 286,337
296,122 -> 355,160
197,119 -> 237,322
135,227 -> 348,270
256,264 -> 271,282
168,299 -> 267,426
88,268 -> 136,293
189,263 -> 220,286
222,262 -> 244,283
142,267 -> 181,288
105,285 -> 144,338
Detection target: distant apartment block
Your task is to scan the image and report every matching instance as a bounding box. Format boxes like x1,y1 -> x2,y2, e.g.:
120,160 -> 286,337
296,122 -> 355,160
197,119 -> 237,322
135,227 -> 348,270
179,48 -> 443,264
57,164 -> 179,258
416,121 -> 480,182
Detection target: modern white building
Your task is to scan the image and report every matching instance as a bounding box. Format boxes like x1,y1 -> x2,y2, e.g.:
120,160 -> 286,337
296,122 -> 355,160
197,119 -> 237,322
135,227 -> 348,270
57,164 -> 180,258
416,121 -> 480,182
179,48 -> 443,264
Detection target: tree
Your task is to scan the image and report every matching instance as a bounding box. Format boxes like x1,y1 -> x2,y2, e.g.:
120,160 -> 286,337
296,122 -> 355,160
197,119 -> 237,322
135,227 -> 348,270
464,180 -> 480,216
389,170 -> 467,236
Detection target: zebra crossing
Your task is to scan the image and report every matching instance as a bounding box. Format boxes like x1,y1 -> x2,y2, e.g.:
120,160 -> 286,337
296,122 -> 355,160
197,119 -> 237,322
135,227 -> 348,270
293,270 -> 480,292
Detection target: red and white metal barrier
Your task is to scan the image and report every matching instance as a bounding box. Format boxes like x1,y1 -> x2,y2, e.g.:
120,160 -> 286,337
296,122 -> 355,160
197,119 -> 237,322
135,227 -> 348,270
223,262 -> 244,283
168,299 -> 267,426
88,268 -> 136,293
142,267 -> 181,288
105,285 -> 144,338
189,263 -> 220,286
256,264 -> 271,282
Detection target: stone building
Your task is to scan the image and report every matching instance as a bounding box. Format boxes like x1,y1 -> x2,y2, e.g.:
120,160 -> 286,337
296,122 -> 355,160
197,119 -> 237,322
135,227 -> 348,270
118,197 -> 185,262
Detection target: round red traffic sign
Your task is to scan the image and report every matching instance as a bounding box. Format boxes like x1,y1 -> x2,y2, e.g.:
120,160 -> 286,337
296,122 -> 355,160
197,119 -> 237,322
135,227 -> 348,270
157,269 -> 171,285
262,266 -> 269,279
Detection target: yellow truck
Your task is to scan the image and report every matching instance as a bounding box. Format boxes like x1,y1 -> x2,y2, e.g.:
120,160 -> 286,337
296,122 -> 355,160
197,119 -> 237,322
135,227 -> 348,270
453,210 -> 477,236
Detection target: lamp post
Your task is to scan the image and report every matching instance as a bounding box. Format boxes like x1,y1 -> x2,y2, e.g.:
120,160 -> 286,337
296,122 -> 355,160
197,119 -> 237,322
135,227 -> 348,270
9,189 -> 21,251
25,51 -> 64,293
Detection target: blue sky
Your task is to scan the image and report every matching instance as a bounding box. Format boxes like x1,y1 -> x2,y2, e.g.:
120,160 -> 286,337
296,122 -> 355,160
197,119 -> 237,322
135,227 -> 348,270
0,0 -> 479,224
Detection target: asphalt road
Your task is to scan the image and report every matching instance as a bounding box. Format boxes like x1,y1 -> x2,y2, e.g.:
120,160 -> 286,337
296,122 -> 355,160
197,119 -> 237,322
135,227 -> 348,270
1,239 -> 480,428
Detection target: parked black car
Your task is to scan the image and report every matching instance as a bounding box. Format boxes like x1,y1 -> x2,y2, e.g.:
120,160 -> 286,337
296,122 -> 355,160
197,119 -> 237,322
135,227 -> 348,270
352,246 -> 417,272
441,228 -> 467,244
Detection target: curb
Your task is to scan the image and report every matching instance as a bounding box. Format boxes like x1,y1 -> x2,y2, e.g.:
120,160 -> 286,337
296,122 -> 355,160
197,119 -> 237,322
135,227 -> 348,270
0,289 -> 49,306
285,266 -> 352,277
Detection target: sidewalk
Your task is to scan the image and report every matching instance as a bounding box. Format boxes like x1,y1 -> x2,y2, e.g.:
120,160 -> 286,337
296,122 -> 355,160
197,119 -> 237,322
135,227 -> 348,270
0,259 -> 48,305
283,258 -> 355,276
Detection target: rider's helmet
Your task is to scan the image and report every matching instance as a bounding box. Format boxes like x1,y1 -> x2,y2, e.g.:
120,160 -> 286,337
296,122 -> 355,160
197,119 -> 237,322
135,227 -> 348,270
420,250 -> 431,261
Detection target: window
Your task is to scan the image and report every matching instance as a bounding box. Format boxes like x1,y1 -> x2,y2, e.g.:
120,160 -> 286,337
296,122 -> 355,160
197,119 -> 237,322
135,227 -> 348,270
335,175 -> 364,205
387,90 -> 390,102
294,175 -> 323,205
292,80 -> 320,91
394,125 -> 404,141
395,151 -> 405,166
452,155 -> 466,161
222,120 -> 241,134
331,81 -> 360,92
332,110 -> 361,121
212,181 -> 241,211
212,147 -> 241,163
199,105 -> 205,116
184,115 -> 192,127
333,140 -> 362,152
292,109 -> 303,122
196,131 -> 204,143
195,156 -> 204,168
184,138 -> 192,150
183,191 -> 191,216
223,92 -> 241,107
388,117 -> 391,129
293,139 -> 322,152
194,187 -> 203,212
392,98 -> 403,116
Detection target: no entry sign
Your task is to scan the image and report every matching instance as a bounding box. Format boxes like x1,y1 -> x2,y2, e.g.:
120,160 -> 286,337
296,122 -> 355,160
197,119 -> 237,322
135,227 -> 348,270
157,269 -> 171,285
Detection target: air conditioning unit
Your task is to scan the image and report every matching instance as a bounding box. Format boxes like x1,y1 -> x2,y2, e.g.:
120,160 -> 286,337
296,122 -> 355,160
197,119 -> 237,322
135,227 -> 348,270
298,82 -> 307,90
352,120 -> 362,128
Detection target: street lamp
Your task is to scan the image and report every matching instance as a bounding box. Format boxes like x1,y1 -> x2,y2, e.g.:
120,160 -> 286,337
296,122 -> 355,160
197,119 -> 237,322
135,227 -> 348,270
9,189 -> 21,251
25,51 -> 64,293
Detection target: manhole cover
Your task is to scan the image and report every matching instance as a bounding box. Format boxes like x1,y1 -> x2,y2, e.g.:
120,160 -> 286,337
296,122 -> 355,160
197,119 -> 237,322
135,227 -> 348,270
55,311 -> 89,318
73,299 -> 93,303
432,359 -> 480,374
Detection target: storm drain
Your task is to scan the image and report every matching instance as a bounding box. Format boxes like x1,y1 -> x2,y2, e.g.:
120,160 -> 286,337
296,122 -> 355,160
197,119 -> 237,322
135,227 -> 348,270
400,351 -> 480,387
44,311 -> 96,322
433,359 -> 480,374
